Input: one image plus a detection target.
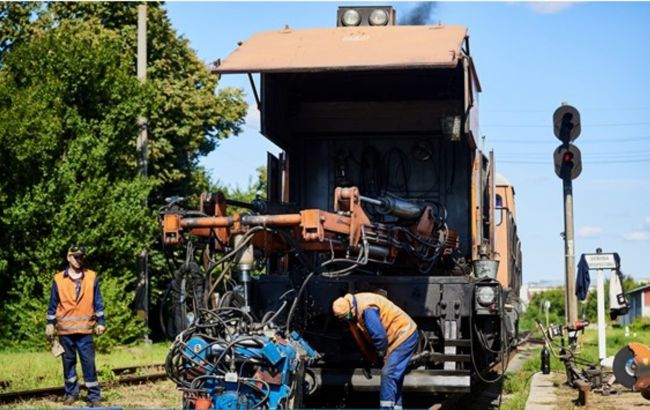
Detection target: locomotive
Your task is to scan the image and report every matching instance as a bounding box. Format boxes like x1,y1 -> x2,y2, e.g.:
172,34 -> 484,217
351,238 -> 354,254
161,6 -> 523,408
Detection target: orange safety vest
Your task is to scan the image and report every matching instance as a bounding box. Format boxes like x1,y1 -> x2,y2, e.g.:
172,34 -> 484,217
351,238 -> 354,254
53,269 -> 97,335
351,292 -> 417,356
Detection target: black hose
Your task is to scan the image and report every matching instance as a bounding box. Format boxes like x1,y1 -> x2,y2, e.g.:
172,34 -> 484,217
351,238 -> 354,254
285,271 -> 316,333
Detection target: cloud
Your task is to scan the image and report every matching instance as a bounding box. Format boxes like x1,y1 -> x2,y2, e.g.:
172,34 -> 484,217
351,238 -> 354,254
528,2 -> 574,14
623,231 -> 650,241
645,216 -> 650,227
577,226 -> 603,238
244,106 -> 261,132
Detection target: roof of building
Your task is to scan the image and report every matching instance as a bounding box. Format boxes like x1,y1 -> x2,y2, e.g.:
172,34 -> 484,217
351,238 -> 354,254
628,283 -> 650,295
214,25 -> 469,73
495,172 -> 512,187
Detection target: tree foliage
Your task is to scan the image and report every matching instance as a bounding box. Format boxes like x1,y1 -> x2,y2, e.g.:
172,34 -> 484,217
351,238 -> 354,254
520,275 -> 641,332
0,2 -> 247,350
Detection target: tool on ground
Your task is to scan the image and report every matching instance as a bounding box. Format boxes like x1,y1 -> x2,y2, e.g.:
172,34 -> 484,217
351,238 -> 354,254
613,343 -> 650,400
536,320 -> 602,389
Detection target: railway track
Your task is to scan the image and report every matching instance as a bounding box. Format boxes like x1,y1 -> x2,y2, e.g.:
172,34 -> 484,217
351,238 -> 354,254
0,332 -> 544,406
0,363 -> 167,404
431,330 -> 541,409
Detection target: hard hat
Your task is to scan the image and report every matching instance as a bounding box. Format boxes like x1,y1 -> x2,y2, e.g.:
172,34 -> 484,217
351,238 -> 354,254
332,294 -> 353,319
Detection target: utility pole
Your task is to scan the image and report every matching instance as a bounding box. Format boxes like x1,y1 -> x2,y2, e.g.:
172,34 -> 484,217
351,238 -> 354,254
137,4 -> 150,341
562,176 -> 578,324
552,103 -> 582,325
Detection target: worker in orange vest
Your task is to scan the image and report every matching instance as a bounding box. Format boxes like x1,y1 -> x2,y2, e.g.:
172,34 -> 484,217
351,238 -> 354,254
332,292 -> 418,410
46,245 -> 106,407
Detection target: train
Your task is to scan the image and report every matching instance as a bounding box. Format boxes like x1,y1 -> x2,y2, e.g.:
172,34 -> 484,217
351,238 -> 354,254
160,6 -> 523,408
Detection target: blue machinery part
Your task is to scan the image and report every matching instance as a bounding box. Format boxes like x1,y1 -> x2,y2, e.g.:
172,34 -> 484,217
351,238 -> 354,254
179,331 -> 319,409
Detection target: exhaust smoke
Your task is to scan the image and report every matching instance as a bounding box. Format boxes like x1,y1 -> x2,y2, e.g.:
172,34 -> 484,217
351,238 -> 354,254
400,2 -> 437,26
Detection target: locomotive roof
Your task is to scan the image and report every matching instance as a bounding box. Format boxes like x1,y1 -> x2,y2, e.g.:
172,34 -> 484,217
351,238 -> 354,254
214,24 -> 469,73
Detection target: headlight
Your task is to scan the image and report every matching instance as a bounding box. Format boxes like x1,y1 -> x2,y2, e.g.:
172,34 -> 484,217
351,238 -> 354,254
369,9 -> 389,26
341,9 -> 361,26
476,286 -> 496,306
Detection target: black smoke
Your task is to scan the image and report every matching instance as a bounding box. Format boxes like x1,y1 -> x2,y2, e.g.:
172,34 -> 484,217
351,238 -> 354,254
399,2 -> 437,26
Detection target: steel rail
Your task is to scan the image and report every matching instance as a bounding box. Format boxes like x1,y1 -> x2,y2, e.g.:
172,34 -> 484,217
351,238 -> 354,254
0,364 -> 168,404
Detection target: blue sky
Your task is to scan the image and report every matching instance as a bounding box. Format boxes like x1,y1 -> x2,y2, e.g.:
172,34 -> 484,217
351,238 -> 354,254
165,2 -> 650,284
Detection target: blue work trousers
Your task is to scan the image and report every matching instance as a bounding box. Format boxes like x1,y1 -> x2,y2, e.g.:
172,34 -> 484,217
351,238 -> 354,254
379,331 -> 418,410
59,334 -> 100,401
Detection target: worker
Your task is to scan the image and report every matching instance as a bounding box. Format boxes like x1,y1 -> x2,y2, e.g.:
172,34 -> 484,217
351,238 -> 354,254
45,245 -> 106,407
332,292 -> 418,410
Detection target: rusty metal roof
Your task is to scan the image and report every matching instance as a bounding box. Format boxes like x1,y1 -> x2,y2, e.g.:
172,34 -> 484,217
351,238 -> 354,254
215,25 -> 468,73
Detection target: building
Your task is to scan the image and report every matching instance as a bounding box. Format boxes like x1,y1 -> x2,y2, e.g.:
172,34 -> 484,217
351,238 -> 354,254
619,284 -> 650,325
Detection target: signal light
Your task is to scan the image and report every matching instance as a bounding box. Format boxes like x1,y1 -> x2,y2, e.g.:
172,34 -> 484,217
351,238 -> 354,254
553,144 -> 582,180
553,104 -> 581,143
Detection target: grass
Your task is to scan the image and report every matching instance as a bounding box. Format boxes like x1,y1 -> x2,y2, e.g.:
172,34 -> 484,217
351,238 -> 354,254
0,341 -> 170,393
1,380 -> 181,409
500,320 -> 650,410
4,322 -> 650,409
500,345 -> 565,410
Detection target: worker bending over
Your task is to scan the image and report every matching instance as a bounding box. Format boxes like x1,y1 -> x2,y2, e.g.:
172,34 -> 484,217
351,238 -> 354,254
46,245 -> 106,406
332,292 -> 418,410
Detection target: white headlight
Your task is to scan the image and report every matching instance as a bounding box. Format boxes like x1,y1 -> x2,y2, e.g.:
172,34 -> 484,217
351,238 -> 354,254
342,9 -> 361,26
476,286 -> 496,306
369,9 -> 389,26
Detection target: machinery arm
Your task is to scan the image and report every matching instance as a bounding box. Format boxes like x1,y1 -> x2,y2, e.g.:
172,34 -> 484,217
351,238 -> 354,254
161,186 -> 459,274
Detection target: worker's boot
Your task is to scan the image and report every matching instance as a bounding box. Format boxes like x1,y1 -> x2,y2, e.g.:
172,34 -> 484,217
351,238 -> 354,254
63,395 -> 77,406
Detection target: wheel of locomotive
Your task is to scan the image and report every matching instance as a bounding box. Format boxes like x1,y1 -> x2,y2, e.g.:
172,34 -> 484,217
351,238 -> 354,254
613,346 -> 637,389
642,387 -> 650,401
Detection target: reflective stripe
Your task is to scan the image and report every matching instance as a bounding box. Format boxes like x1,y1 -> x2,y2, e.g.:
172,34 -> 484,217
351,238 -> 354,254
46,314 -> 56,320
66,376 -> 77,384
56,324 -> 94,331
56,316 -> 92,322
95,311 -> 104,317
380,400 -> 394,408
84,381 -> 99,388
394,407 -> 403,410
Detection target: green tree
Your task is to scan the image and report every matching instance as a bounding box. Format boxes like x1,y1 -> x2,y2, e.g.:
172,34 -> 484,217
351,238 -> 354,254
521,274 -> 640,332
520,288 -> 566,331
213,166 -> 268,205
0,3 -> 247,350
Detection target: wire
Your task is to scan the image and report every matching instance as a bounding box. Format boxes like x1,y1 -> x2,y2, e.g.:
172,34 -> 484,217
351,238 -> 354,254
498,158 -> 650,164
484,121 -> 650,128
469,281 -> 511,384
490,135 -> 650,144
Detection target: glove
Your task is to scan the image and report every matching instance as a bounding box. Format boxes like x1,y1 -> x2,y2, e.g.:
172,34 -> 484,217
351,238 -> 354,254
95,325 -> 106,336
45,324 -> 55,341
377,349 -> 386,360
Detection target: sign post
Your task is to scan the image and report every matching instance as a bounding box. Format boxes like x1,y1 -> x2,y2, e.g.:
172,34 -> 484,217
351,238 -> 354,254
596,267 -> 606,360
583,251 -> 617,361
544,300 -> 551,328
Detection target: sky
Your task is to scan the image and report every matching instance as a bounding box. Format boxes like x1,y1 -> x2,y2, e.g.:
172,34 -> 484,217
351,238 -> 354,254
164,1 -> 650,285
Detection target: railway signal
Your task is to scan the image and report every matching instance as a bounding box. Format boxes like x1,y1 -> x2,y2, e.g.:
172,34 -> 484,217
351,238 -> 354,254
553,104 -> 581,143
553,144 -> 582,180
552,103 -> 582,326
